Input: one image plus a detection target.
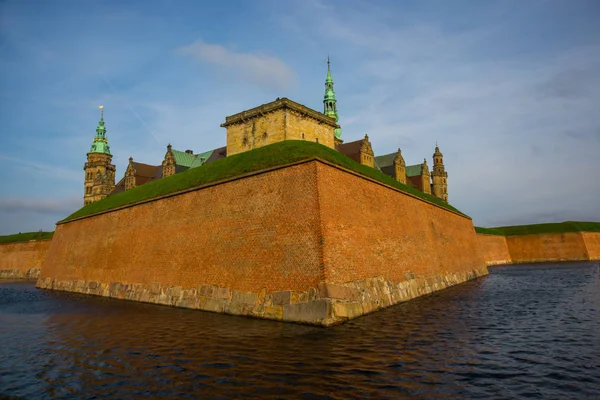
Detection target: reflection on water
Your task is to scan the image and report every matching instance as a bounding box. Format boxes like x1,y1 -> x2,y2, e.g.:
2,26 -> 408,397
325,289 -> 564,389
1,262 -> 599,399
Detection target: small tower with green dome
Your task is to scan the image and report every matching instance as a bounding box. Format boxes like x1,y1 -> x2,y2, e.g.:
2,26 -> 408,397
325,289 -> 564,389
83,106 -> 116,205
323,57 -> 342,142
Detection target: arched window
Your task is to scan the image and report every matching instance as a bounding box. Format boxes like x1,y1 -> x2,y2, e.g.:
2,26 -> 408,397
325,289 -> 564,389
316,138 -> 319,143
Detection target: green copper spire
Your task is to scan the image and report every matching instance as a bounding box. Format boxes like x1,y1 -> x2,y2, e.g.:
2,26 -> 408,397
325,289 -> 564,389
323,56 -> 342,139
89,106 -> 111,155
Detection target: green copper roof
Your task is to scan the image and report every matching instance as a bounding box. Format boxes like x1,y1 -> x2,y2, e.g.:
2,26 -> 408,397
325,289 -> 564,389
171,148 -> 216,169
89,110 -> 111,155
189,149 -> 214,168
374,153 -> 396,169
406,164 -> 422,177
323,57 -> 342,139
171,150 -> 197,167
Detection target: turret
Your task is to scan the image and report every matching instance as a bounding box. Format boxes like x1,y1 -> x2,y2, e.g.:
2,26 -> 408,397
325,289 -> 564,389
432,143 -> 448,201
83,106 -> 115,205
360,134 -> 375,167
162,144 -> 176,178
324,57 -> 342,143
394,148 -> 406,184
125,157 -> 136,191
421,158 -> 431,195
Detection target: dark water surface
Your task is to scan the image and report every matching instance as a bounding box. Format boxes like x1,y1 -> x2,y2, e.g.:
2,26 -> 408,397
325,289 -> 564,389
1,262 -> 599,399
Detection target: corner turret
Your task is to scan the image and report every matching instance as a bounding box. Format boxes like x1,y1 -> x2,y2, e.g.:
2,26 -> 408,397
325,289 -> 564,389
83,106 -> 116,205
394,148 -> 406,184
432,143 -> 448,202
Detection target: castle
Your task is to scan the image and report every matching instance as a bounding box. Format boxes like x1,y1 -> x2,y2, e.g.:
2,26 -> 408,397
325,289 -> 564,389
84,60 -> 448,206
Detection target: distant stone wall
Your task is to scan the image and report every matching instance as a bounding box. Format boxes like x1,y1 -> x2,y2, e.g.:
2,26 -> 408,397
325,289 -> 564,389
506,232 -> 589,263
0,240 -> 51,279
476,234 -> 512,266
476,231 -> 598,265
581,232 -> 600,260
38,160 -> 488,326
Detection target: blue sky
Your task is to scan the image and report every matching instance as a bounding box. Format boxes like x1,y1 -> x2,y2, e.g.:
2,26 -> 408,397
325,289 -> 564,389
1,0 -> 599,234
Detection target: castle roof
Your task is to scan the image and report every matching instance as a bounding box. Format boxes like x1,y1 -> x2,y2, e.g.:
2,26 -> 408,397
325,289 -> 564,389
374,152 -> 396,168
406,164 -> 423,177
171,147 -> 228,170
335,138 -> 366,163
110,162 -> 162,195
221,97 -> 339,128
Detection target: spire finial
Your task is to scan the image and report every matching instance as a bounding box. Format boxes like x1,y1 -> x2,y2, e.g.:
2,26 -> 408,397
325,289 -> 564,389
327,55 -> 330,70
99,105 -> 104,121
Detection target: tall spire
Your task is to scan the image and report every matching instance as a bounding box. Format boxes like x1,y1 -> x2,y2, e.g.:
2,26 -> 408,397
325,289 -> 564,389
89,105 -> 111,155
323,56 -> 341,139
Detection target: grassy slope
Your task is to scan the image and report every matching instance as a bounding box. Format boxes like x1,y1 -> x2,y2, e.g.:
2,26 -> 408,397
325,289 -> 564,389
475,221 -> 600,236
63,140 -> 467,222
0,231 -> 54,244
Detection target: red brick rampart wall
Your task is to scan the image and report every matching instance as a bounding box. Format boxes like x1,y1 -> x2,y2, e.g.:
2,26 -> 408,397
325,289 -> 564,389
476,234 -> 512,266
317,163 -> 486,284
505,232 -> 589,263
581,232 -> 600,260
40,162 -> 324,293
0,240 -> 51,279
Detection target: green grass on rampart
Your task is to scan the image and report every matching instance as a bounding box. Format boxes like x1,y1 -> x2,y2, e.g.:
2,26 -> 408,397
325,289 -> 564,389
62,140 -> 468,223
0,231 -> 54,244
475,221 -> 600,236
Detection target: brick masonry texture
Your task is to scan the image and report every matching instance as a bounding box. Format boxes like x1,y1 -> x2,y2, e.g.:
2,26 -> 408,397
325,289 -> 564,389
316,163 -> 486,285
0,240 -> 50,279
40,163 -> 324,294
476,232 -> 600,265
581,232 -> 600,260
37,160 -> 490,326
476,234 -> 512,266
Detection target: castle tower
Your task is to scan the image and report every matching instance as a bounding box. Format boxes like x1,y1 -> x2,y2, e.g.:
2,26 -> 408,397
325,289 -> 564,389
125,157 -> 136,191
162,144 -> 176,178
360,134 -> 375,167
394,148 -> 406,184
432,143 -> 448,202
421,158 -> 432,195
83,106 -> 115,205
324,57 -> 342,144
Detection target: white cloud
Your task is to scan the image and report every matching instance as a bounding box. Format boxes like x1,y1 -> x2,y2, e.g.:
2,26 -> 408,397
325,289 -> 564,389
177,40 -> 296,91
274,0 -> 600,226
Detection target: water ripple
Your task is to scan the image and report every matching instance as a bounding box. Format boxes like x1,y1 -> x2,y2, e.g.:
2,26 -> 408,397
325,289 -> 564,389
1,262 -> 599,399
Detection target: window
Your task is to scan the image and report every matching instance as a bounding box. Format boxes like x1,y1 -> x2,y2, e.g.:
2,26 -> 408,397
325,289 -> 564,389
301,133 -> 305,139
316,138 -> 319,143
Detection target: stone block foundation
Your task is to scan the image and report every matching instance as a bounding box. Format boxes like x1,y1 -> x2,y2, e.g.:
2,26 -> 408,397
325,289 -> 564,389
37,266 -> 487,327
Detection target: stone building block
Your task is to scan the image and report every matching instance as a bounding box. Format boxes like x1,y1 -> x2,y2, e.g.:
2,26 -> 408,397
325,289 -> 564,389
199,285 -> 215,297
231,290 -> 258,305
214,287 -> 231,299
150,283 -> 161,295
264,305 -> 283,320
318,282 -> 360,301
203,298 -> 225,313
272,291 -> 291,305
333,302 -> 364,319
283,299 -> 331,324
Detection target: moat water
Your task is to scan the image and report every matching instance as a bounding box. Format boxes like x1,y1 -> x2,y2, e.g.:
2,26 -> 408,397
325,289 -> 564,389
1,262 -> 599,399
